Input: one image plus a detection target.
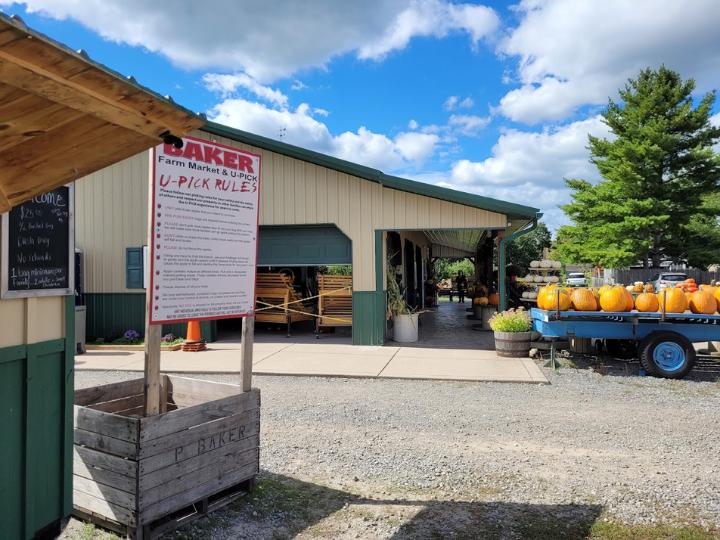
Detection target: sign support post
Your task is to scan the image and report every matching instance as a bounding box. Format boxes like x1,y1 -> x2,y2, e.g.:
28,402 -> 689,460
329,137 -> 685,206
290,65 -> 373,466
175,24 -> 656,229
241,316 -> 254,391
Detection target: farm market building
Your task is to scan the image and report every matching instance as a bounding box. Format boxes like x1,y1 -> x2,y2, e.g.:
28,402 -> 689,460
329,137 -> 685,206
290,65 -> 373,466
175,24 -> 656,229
75,122 -> 540,346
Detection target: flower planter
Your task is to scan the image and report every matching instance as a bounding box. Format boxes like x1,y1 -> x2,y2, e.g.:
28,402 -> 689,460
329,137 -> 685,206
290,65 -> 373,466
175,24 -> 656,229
494,331 -> 532,357
393,313 -> 419,343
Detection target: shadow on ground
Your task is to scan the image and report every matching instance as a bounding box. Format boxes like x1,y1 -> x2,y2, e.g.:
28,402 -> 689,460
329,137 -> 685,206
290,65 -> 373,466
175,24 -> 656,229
165,471 -> 603,540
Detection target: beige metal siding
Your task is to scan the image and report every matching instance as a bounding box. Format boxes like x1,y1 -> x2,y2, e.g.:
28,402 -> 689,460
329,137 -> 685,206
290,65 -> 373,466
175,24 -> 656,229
75,130 -> 506,293
0,297 -> 64,347
75,152 -> 150,293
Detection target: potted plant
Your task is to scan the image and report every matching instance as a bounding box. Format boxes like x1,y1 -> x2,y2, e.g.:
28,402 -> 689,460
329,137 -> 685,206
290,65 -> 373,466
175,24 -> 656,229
488,308 -> 533,357
387,258 -> 420,343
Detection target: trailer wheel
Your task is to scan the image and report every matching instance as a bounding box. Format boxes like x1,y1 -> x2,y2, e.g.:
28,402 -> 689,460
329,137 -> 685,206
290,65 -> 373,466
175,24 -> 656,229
604,339 -> 638,359
639,331 -> 696,379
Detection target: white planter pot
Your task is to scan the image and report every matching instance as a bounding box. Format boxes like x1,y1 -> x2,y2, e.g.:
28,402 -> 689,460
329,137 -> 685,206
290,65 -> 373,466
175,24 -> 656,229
393,313 -> 419,343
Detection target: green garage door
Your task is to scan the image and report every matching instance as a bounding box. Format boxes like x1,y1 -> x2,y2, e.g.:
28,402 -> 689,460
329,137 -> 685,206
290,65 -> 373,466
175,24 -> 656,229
258,225 -> 351,265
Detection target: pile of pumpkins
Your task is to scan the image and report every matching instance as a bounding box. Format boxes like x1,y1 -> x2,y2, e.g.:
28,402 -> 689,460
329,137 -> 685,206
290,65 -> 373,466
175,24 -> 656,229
537,279 -> 720,315
471,284 -> 499,306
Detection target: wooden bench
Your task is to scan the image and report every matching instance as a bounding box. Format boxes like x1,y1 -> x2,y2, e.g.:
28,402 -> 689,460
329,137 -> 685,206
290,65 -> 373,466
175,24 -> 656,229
316,275 -> 352,337
255,273 -> 315,337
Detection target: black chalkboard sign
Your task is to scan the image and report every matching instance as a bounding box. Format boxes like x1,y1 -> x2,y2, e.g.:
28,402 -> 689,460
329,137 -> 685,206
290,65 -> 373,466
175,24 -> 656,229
2,185 -> 74,298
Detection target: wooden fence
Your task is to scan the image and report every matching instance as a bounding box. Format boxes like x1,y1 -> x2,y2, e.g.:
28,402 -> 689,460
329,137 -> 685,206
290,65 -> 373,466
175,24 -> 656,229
614,269 -> 720,285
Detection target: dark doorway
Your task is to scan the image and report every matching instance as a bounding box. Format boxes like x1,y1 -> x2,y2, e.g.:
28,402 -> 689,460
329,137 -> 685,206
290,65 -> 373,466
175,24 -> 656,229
404,239 -> 416,308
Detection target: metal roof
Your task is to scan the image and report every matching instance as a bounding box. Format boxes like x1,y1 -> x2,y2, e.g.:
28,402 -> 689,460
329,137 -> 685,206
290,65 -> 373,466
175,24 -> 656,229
202,121 -> 541,224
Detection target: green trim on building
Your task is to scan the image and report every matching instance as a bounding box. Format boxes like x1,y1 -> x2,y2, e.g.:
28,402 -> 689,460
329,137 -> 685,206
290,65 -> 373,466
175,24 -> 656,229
84,292 -> 217,342
63,296 -> 75,516
202,121 -> 540,222
0,332 -> 72,539
352,291 -> 386,346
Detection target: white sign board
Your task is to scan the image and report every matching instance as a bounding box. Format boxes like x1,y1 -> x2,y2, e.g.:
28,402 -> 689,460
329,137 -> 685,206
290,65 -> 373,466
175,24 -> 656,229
149,136 -> 261,324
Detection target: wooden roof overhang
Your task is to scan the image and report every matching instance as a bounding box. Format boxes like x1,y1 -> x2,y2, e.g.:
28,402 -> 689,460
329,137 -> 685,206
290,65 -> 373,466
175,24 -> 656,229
0,13 -> 206,214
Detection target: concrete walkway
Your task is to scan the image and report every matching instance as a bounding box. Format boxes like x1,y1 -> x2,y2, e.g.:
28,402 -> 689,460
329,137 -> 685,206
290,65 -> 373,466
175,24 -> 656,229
75,299 -> 547,384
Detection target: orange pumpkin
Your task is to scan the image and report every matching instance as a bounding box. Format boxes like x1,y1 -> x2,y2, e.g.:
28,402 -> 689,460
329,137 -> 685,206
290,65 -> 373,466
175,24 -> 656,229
657,288 -> 688,313
571,288 -> 598,311
488,293 -> 500,306
700,285 -> 717,295
686,278 -> 696,284
713,288 -> 720,312
617,287 -> 634,311
598,285 -> 613,295
599,287 -> 628,312
689,291 -> 716,315
635,293 -> 659,312
545,289 -> 571,311
644,283 -> 655,293
473,297 -> 489,306
633,283 -> 644,292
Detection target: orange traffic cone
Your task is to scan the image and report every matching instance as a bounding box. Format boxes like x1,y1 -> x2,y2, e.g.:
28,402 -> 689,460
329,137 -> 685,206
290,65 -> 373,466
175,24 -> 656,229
182,320 -> 207,352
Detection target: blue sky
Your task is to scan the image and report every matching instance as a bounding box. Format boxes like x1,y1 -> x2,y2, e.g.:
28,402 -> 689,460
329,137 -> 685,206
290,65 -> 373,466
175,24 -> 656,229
3,0 -> 720,232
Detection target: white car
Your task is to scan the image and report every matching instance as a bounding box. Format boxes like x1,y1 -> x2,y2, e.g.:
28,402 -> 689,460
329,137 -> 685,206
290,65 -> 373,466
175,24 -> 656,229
565,272 -> 587,287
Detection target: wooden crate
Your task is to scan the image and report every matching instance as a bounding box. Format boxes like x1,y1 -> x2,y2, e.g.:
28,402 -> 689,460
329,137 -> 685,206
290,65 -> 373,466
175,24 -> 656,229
73,376 -> 260,539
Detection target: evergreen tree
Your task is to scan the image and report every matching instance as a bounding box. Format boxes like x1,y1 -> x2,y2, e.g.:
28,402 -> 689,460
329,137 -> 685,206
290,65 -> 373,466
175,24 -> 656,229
558,66 -> 720,269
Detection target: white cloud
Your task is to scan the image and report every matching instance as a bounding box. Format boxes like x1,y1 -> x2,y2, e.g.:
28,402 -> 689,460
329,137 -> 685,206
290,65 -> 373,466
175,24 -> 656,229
408,119 -> 419,130
208,97 -> 439,172
459,97 -> 474,108
202,73 -> 288,107
449,116 -> 609,189
394,132 -> 441,166
403,116 -> 612,231
358,1 -> 499,60
447,114 -> 490,136
8,0 -> 498,82
443,96 -> 459,111
497,0 -> 720,124
443,95 -> 475,111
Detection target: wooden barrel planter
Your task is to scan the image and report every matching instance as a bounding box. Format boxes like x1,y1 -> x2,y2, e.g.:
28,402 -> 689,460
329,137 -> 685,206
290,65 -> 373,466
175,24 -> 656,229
494,331 -> 532,357
73,376 -> 260,539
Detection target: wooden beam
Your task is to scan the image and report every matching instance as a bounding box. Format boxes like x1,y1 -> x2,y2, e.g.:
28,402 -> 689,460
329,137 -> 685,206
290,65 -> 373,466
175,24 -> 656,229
240,317 -> 254,392
0,116 -> 157,204
0,52 -> 202,140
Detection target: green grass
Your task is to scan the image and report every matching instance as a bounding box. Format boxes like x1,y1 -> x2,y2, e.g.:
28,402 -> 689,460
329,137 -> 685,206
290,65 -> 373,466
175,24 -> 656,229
587,521 -> 717,539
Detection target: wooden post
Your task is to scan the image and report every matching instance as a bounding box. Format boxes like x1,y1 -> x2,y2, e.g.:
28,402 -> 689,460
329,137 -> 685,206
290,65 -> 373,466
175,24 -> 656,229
240,316 -> 254,392
144,150 -> 161,416
143,314 -> 162,416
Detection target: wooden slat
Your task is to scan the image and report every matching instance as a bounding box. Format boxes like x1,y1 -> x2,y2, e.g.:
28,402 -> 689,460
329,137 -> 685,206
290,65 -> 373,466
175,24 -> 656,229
74,474 -> 136,511
139,437 -> 259,498
140,389 -> 260,442
1,116 -> 158,204
74,445 -> 138,479
87,394 -> 144,414
167,375 -> 241,401
74,459 -> 136,494
74,428 -> 139,460
138,409 -> 260,464
73,490 -> 136,528
0,97 -> 84,153
139,410 -> 260,476
74,405 -> 139,443
140,461 -> 258,524
75,378 -> 144,406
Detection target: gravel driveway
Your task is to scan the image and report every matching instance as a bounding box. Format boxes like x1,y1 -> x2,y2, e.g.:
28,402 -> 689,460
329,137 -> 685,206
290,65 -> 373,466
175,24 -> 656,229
66,355 -> 720,539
